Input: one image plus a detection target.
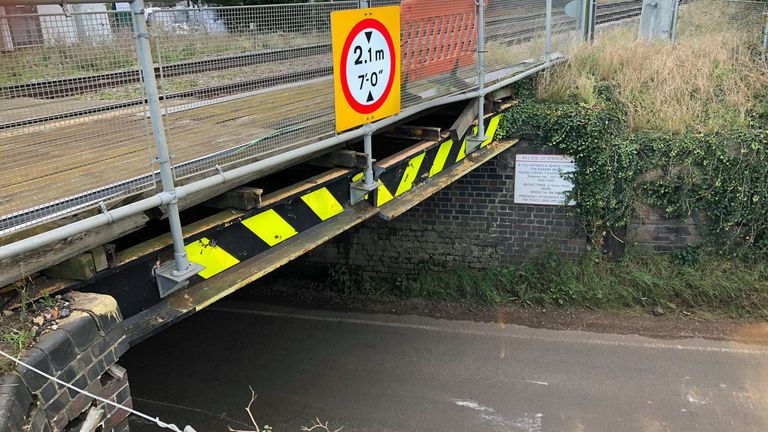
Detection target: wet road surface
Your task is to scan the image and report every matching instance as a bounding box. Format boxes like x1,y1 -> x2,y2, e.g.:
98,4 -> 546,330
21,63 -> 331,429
122,301 -> 768,432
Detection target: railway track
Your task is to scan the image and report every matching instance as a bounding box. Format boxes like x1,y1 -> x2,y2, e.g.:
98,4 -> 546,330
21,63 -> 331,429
0,0 -> 642,104
0,44 -> 330,100
1,66 -> 331,131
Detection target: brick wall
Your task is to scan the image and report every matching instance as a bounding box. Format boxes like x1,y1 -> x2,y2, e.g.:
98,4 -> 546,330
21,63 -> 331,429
305,142 -> 588,278
1,292 -> 132,432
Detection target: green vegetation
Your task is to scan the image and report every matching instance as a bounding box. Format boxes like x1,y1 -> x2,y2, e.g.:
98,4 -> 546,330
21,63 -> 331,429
496,0 -> 768,256
397,249 -> 768,319
537,1 -> 767,133
1,329 -> 33,358
497,89 -> 768,256
367,1 -> 768,319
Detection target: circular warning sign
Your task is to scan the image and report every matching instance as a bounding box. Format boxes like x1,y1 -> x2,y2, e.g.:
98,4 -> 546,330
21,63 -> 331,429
339,18 -> 396,115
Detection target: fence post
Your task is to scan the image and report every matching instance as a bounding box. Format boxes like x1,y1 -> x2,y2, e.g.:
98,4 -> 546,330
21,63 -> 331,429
545,0 -> 553,64
588,0 -> 596,42
467,0 -> 487,153
130,0 -> 202,296
670,0 -> 680,46
762,10 -> 768,50
579,0 -> 595,42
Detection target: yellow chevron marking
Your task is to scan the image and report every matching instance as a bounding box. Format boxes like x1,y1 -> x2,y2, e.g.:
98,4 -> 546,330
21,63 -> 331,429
481,115 -> 501,148
185,237 -> 239,279
395,152 -> 425,197
300,187 -> 344,221
376,183 -> 394,207
241,209 -> 298,247
455,135 -> 468,163
430,139 -> 453,178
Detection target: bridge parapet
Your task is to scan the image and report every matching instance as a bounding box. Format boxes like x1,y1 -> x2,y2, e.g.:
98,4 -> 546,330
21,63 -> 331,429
0,292 -> 131,432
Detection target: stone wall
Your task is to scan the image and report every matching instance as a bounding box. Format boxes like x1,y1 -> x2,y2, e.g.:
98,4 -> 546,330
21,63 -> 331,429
1,292 -> 132,432
304,142 -> 588,278
628,204 -> 701,252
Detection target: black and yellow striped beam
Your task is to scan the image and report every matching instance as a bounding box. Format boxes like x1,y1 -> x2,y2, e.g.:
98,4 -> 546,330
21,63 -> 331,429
182,169 -> 360,282
374,114 -> 502,208
83,111 -> 507,323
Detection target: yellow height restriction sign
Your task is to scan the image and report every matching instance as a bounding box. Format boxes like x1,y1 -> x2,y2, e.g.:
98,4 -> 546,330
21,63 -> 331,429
331,6 -> 401,132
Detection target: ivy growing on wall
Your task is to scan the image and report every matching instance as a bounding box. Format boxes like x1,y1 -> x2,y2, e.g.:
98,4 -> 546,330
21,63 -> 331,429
498,80 -> 768,257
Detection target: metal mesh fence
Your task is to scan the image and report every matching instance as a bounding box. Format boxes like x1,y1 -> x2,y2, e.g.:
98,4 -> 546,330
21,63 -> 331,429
547,1 -> 581,61
149,2 -> 357,180
595,0 -> 643,25
0,0 -> 603,236
592,0 -> 643,39
0,5 -> 155,234
485,0 -> 583,82
676,0 -> 766,47
485,0 -> 549,84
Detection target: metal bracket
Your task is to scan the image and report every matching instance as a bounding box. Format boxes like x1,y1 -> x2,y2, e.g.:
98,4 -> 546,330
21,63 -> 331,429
465,134 -> 487,155
98,201 -> 114,224
154,260 -> 204,298
215,164 -> 228,183
350,179 -> 381,205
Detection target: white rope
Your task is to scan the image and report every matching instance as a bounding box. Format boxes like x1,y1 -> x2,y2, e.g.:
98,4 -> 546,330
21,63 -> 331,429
0,349 -> 197,432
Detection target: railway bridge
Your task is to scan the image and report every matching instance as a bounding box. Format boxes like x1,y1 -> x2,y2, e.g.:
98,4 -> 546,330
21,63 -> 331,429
0,0 -> 645,348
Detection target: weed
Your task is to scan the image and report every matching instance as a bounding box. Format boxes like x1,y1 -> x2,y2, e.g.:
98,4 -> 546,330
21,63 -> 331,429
37,293 -> 56,309
537,1 -> 768,133
2,329 -> 32,355
399,249 -> 768,320
326,265 -> 378,297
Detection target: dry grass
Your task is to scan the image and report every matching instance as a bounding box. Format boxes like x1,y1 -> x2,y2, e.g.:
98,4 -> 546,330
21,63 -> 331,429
536,0 -> 768,133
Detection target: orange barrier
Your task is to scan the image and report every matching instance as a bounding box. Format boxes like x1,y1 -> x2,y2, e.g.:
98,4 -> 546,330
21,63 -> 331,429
400,0 -> 484,81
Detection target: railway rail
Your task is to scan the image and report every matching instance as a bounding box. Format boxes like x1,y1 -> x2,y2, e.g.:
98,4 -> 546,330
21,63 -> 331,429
0,0 -> 643,233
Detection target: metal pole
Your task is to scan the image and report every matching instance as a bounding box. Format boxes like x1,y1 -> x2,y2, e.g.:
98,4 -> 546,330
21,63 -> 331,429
545,0 -> 552,65
762,11 -> 768,50
588,0 -> 596,43
348,0 -> 379,204
363,128 -> 375,189
580,0 -> 594,42
477,0 -> 486,141
670,0 -> 680,45
360,0 -> 370,187
130,0 -> 192,276
467,0 -> 487,153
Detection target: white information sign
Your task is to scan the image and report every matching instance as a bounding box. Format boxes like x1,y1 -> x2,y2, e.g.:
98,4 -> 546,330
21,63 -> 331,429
514,154 -> 576,206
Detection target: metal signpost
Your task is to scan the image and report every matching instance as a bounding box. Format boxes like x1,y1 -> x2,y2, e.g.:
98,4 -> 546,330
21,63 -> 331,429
131,0 -> 203,298
466,0 -> 488,154
331,4 -> 401,204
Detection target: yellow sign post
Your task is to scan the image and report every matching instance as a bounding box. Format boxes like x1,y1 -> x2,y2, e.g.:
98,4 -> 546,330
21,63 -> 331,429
331,6 -> 401,133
